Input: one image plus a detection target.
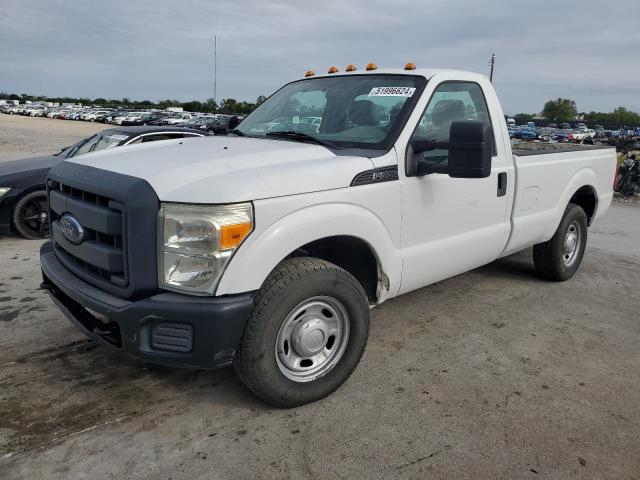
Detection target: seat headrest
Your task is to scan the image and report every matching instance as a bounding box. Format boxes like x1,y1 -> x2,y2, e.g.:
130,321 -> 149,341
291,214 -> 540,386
432,99 -> 465,127
349,100 -> 378,126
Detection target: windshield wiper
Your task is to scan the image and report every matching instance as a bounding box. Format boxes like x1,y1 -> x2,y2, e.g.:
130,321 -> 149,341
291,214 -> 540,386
265,131 -> 336,149
229,128 -> 245,137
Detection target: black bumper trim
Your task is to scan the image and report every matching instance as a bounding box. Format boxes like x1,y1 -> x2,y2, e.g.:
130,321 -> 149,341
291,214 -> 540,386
41,241 -> 255,369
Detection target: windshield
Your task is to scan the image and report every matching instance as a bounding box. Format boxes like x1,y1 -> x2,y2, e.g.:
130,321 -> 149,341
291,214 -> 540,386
235,74 -> 426,151
64,133 -> 127,158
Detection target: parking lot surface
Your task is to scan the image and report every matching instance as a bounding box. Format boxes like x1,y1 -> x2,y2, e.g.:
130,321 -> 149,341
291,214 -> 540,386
1,117 -> 639,479
0,114 -> 104,163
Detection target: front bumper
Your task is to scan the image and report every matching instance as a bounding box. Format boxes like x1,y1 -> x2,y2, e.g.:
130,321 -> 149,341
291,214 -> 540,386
40,242 -> 254,369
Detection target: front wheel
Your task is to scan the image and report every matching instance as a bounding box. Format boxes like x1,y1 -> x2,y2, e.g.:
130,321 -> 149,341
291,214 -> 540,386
533,203 -> 588,281
12,190 -> 49,239
235,257 -> 370,407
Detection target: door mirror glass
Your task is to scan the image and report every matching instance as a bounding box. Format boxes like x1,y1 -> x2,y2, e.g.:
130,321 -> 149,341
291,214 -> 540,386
447,120 -> 493,178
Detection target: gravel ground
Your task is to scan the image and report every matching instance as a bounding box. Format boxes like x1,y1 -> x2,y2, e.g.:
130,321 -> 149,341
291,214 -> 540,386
0,114 -> 105,162
1,116 -> 639,479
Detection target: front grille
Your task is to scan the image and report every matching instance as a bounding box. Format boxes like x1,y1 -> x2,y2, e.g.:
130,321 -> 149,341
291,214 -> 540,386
46,161 -> 160,300
48,180 -> 129,289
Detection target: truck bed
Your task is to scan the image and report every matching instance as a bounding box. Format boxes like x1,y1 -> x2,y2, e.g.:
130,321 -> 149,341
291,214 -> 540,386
501,144 -> 617,256
511,142 -> 614,156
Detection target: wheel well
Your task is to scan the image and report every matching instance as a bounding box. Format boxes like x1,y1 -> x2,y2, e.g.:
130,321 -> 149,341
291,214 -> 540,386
289,236 -> 380,303
569,186 -> 597,225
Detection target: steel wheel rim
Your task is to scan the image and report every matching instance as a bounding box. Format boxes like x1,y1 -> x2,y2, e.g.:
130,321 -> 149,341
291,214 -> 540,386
275,296 -> 350,383
19,195 -> 49,238
562,221 -> 581,267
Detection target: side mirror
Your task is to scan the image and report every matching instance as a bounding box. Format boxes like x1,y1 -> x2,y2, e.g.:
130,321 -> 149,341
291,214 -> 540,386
447,120 -> 493,178
227,115 -> 239,132
407,120 -> 493,178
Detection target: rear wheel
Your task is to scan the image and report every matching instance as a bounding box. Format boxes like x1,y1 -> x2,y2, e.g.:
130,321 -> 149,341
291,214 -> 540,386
235,257 -> 370,407
12,190 -> 49,239
533,203 -> 588,281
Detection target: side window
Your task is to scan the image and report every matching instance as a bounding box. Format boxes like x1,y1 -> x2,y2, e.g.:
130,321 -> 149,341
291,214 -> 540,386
140,134 -> 181,143
412,82 -> 492,166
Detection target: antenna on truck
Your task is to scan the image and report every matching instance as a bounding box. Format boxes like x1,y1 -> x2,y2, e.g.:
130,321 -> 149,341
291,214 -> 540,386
489,53 -> 496,82
213,34 -> 217,115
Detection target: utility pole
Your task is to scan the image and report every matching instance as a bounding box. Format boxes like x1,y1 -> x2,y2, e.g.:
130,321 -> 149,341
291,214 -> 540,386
213,34 -> 217,115
489,53 -> 496,83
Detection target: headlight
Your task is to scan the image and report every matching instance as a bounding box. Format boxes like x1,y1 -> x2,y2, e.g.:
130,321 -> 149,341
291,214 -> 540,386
0,187 -> 11,198
159,202 -> 253,294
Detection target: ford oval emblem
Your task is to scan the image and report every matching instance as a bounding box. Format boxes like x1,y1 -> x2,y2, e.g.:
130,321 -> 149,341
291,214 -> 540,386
60,214 -> 85,245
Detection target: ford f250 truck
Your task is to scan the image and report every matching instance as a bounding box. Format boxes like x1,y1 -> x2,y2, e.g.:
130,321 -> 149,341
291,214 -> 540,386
40,65 -> 616,407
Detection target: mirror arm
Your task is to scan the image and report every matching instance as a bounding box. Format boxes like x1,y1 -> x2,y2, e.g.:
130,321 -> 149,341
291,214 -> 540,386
412,139 -> 451,153
416,160 -> 449,176
417,160 -> 435,176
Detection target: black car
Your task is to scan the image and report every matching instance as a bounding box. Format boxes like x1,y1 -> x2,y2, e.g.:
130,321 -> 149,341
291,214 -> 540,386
189,115 -> 243,135
0,126 -> 205,239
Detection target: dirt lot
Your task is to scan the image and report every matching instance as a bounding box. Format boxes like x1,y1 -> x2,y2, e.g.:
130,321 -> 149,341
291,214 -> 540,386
0,114 -> 104,162
1,115 -> 640,479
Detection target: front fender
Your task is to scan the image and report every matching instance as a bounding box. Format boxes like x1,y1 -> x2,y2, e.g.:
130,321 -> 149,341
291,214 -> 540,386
215,202 -> 402,300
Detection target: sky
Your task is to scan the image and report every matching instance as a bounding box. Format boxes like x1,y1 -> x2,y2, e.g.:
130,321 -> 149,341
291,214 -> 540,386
2,0 -> 639,115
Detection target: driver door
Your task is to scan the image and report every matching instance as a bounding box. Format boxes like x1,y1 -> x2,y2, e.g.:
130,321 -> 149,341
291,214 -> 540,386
399,81 -> 510,294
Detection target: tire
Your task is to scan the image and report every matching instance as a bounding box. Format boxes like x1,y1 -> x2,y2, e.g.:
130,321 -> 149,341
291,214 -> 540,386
12,190 -> 49,239
235,257 -> 370,408
206,128 -> 214,135
533,203 -> 588,281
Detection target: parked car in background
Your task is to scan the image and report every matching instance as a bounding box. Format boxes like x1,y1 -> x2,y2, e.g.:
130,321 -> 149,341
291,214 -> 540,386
122,112 -> 168,126
111,111 -> 131,125
569,129 -> 587,142
0,126 -> 205,239
66,110 -> 86,120
83,110 -> 113,122
113,112 -> 145,125
163,112 -> 195,125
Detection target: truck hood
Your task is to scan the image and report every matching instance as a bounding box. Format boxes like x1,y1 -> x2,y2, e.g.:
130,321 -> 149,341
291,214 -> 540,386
67,136 -> 374,203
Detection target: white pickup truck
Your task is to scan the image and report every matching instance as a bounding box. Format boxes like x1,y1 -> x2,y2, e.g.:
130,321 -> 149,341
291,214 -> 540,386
40,66 -> 616,407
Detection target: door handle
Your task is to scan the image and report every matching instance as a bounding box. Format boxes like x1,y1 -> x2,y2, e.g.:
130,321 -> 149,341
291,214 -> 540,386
497,172 -> 507,197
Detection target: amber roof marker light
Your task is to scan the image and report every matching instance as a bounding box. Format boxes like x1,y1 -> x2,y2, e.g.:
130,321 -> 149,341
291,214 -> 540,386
345,64 -> 357,72
365,62 -> 377,71
404,62 -> 417,70
304,70 -> 315,77
328,66 -> 339,74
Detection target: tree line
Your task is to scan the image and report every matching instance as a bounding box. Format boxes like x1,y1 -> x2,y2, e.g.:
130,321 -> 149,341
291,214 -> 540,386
0,92 -> 268,115
513,98 -> 640,128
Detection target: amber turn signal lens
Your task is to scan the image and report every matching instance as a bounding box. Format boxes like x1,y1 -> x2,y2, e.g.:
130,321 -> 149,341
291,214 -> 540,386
327,66 -> 339,74
345,64 -> 357,72
220,222 -> 252,250
304,70 -> 315,77
404,62 -> 416,70
365,63 -> 377,71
